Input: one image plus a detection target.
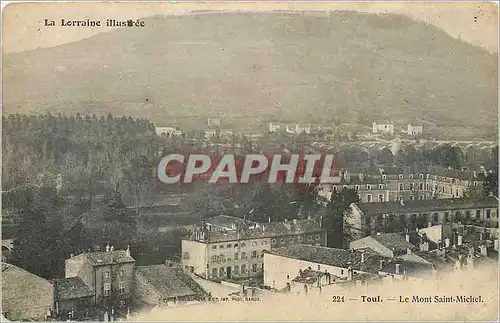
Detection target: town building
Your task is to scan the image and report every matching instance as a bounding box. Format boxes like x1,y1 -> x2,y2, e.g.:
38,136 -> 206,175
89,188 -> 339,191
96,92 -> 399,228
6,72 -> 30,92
64,246 -> 136,312
52,277 -> 95,320
263,244 -> 393,291
407,124 -> 423,136
207,118 -> 221,128
268,122 -> 282,133
319,166 -> 488,203
285,124 -> 311,135
372,122 -> 394,135
346,197 -> 499,239
155,126 -> 183,137
181,218 -> 326,282
2,263 -> 54,321
134,263 -> 208,310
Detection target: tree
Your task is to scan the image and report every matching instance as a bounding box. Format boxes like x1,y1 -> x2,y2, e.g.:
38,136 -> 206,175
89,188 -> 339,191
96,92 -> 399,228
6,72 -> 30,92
484,172 -> 498,197
126,155 -> 150,216
249,184 -> 297,223
323,188 -> 360,248
375,148 -> 394,166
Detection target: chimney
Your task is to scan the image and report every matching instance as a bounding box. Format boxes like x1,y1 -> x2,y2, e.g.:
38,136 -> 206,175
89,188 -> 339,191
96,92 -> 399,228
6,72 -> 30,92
415,227 -> 419,233
293,219 -> 298,225
307,215 -> 312,220
126,245 -> 131,257
445,238 -> 450,248
379,260 -> 386,270
395,264 -> 400,275
361,252 -> 365,263
70,254 -> 74,258
480,244 -> 487,256
479,232 -> 484,241
457,235 -> 463,246
428,222 -> 432,228
359,173 -> 364,182
473,170 -> 477,178
405,234 -> 410,242
105,244 -> 110,252
284,219 -> 288,223
437,239 -> 443,249
110,245 -> 114,252
407,248 -> 412,255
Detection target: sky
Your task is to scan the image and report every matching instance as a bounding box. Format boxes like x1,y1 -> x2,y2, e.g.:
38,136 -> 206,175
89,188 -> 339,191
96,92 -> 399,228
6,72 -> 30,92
1,2 -> 498,54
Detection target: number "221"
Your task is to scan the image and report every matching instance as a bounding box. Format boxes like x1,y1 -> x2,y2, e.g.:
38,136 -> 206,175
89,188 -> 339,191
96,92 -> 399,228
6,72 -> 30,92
332,296 -> 345,302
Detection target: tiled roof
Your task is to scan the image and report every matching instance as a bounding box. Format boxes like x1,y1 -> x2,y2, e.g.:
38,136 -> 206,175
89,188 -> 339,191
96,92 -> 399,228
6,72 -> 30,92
265,244 -> 391,275
204,219 -> 324,243
356,197 -> 498,216
205,215 -> 256,229
371,233 -> 418,251
53,277 -> 94,300
136,265 -> 204,299
380,261 -> 434,277
343,166 -> 487,181
291,268 -> 341,284
71,250 -> 135,266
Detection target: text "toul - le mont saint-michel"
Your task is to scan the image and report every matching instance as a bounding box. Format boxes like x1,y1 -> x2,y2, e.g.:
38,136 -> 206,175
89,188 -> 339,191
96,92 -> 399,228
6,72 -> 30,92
44,19 -> 145,27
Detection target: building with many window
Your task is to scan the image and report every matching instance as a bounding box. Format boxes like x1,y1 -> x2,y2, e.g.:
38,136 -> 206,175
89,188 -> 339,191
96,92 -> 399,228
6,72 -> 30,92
319,166 -> 488,203
181,218 -> 326,281
346,197 -> 499,239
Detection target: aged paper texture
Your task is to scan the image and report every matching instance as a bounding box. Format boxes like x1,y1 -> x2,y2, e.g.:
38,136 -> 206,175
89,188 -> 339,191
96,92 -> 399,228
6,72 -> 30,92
1,1 -> 499,322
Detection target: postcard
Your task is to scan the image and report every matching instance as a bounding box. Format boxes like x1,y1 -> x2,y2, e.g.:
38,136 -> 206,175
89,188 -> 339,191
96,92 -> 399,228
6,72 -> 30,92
1,1 -> 498,321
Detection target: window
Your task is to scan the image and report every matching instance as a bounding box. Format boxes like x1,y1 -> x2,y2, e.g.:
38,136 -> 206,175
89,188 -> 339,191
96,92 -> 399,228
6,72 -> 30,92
298,235 -> 303,242
333,186 -> 338,192
211,255 -> 217,263
476,210 -> 481,218
419,195 -> 424,200
307,235 -> 313,242
433,213 -> 438,223
341,269 -> 344,275
419,183 -> 424,190
241,264 -> 246,273
382,175 -> 387,180
367,185 -> 371,190
219,267 -> 224,277
104,271 -> 110,279
241,252 -> 247,259
119,269 -> 124,277
280,238 -> 285,243
378,184 -> 383,189
378,194 -> 384,202
261,241 -> 267,245
474,181 -> 478,186
227,244 -> 232,248
366,194 -> 372,202
212,268 -> 217,277
410,183 -> 414,190
399,183 -> 404,191
212,246 -> 217,250
486,209 -> 491,219
409,174 -> 414,179
234,244 -> 238,248
419,174 -> 424,179
315,234 -> 320,240
399,174 -> 403,179
355,185 -> 360,191
241,243 -> 246,248
104,283 -> 111,296
271,239 -> 276,245
409,195 -> 415,200
252,251 -> 257,258
219,245 -> 224,249
118,282 -> 125,294
252,241 -> 258,247
318,265 -> 321,270
234,266 -> 239,275
234,253 -> 239,260
252,264 -> 258,272
426,183 -> 430,191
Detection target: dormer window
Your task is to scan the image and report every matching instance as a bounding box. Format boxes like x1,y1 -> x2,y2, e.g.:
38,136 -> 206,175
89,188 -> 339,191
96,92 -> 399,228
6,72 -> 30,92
409,174 -> 414,179
378,184 -> 383,189
366,185 -> 371,190
398,174 -> 403,179
382,175 -> 387,180
354,185 -> 360,191
419,174 -> 424,179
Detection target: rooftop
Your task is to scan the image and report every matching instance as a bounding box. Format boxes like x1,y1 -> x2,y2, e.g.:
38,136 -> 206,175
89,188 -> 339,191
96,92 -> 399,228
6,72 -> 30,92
265,244 -> 391,275
355,197 -> 498,216
371,233 -> 418,251
136,265 -> 205,300
53,277 -> 94,300
205,215 -> 257,229
200,218 -> 324,243
69,249 -> 135,266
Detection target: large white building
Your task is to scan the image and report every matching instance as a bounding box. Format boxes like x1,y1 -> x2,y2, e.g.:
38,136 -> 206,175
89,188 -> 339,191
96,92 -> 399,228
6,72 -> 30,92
372,122 -> 394,135
407,124 -> 423,136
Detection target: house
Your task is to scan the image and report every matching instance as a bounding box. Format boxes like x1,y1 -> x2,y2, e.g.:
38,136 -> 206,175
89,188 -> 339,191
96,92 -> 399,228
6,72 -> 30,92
346,197 -> 499,239
207,118 -> 221,128
268,122 -> 282,133
134,264 -> 208,310
407,124 -> 423,136
349,233 -> 419,258
156,126 -> 182,137
52,277 -> 95,320
181,218 -> 326,281
2,263 -> 54,321
372,122 -> 394,135
263,244 -> 392,290
64,245 -> 136,312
